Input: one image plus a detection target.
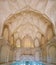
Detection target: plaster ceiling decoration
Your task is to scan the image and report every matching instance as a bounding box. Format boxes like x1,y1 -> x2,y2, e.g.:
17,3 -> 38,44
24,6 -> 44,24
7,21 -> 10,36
8,0 -> 48,12
0,0 -> 56,48
2,7 -> 55,47
0,0 -> 56,36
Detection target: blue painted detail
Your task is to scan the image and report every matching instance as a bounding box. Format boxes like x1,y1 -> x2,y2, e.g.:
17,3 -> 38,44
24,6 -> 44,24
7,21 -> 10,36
11,61 -> 44,65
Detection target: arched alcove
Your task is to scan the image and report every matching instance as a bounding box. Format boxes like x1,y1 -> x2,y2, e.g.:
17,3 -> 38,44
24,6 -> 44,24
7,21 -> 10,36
2,25 -> 9,41
46,26 -> 54,41
48,46 -> 56,62
16,38 -> 21,48
22,35 -> 34,48
34,37 -> 40,47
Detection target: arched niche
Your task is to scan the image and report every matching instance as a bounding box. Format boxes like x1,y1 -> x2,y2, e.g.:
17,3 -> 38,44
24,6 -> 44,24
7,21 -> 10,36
9,35 -> 14,46
46,25 -> 54,41
41,35 -> 46,45
2,25 -> 9,41
34,37 -> 40,47
15,38 -> 21,48
36,32 -> 42,41
48,46 -> 56,62
22,35 -> 34,48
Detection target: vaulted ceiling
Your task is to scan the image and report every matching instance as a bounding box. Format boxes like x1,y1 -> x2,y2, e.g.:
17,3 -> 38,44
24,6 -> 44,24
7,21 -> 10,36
0,0 -> 56,47
0,0 -> 56,36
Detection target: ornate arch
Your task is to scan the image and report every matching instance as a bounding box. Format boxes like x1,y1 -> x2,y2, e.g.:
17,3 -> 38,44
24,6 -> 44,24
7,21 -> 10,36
22,35 -> 34,48
2,8 -> 55,47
